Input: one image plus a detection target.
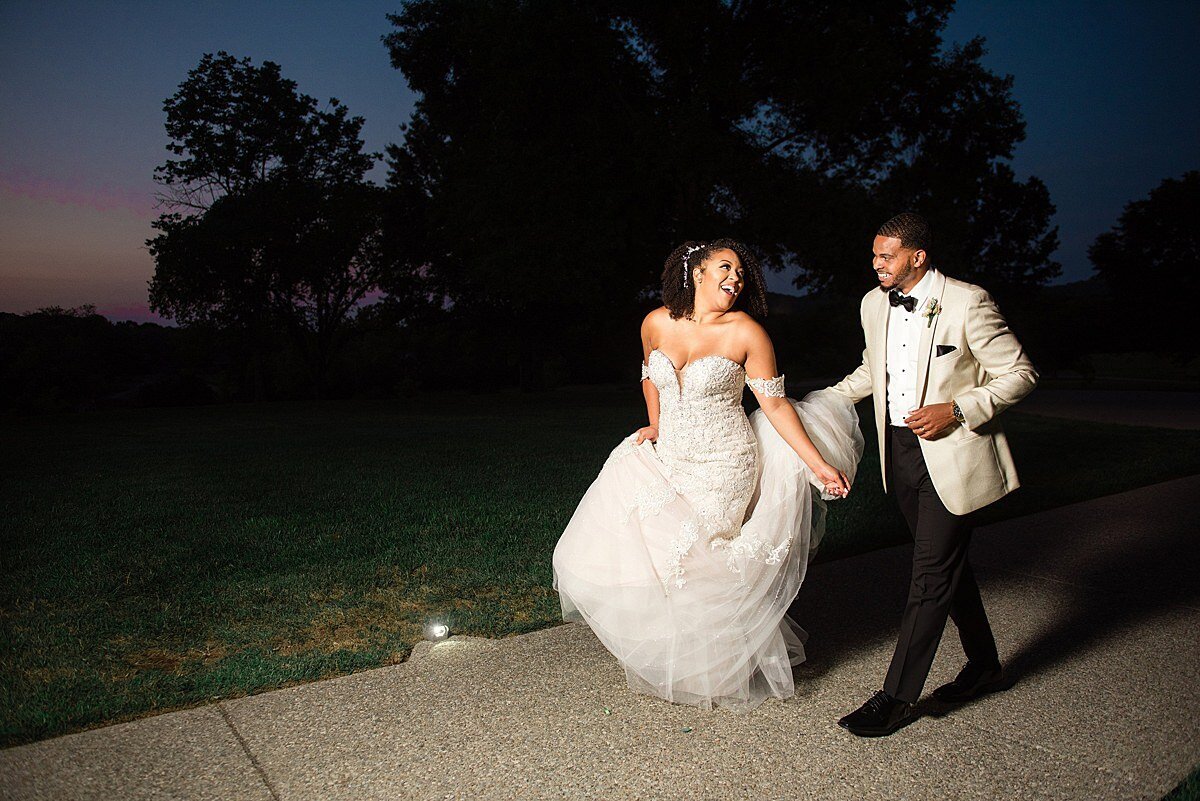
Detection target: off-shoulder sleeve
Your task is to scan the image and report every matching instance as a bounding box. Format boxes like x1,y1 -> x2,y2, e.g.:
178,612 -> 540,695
640,361 -> 651,381
745,374 -> 786,397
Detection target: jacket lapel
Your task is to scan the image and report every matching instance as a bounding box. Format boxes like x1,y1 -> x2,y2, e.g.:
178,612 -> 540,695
867,289 -> 889,443
915,270 -> 948,405
868,288 -> 888,402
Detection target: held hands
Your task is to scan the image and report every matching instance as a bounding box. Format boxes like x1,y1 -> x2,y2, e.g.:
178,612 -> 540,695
635,425 -> 658,445
904,403 -> 958,439
812,460 -> 851,498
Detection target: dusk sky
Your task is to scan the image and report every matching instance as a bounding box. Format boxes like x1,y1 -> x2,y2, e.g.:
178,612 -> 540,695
1,1 -> 1197,322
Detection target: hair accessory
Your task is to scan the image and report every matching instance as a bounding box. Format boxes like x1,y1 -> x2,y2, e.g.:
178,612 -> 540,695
682,244 -> 704,288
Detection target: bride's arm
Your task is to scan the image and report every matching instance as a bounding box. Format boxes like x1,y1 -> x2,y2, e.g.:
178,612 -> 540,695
637,312 -> 661,443
743,323 -> 851,496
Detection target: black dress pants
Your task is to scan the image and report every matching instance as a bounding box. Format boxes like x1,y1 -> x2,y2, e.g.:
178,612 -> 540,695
882,425 -> 1000,703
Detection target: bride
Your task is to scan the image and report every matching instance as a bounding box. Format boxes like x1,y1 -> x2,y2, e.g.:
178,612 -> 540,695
552,239 -> 864,710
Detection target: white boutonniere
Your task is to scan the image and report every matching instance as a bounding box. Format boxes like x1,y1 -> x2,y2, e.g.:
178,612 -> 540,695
922,298 -> 941,328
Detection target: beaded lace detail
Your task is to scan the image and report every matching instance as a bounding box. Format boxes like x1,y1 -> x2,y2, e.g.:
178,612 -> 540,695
711,535 -> 791,573
627,481 -> 678,521
638,349 -> 761,587
664,519 -> 700,591
746,374 -> 786,397
640,362 -> 650,381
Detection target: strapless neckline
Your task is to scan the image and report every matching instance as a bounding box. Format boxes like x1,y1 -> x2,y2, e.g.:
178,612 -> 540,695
649,348 -> 744,376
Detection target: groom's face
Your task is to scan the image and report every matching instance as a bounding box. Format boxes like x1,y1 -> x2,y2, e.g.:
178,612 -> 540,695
872,235 -> 924,292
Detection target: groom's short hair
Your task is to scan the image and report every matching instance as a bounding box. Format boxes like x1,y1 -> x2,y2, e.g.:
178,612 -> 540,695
877,212 -> 931,253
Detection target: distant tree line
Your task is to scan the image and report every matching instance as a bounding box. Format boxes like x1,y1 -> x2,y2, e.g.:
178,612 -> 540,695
3,3 -> 1195,412
4,254 -> 1195,414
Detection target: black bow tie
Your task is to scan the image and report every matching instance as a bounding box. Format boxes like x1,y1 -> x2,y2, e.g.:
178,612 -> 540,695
888,290 -> 917,312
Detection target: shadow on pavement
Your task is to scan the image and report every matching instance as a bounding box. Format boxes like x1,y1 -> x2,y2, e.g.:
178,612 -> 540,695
786,476 -> 1200,709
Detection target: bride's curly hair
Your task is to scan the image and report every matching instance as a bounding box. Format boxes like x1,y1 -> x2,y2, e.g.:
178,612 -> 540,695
661,239 -> 769,320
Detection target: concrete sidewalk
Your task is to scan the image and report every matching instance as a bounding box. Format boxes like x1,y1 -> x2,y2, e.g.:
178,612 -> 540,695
3,476 -> 1198,800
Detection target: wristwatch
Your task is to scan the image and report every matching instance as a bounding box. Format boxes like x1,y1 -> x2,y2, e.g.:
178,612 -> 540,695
951,399 -> 966,426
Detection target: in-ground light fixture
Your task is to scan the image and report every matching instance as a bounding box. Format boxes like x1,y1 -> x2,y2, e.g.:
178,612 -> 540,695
425,622 -> 450,642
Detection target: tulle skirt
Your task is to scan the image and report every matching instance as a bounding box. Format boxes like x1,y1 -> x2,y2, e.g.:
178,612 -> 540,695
552,389 -> 864,710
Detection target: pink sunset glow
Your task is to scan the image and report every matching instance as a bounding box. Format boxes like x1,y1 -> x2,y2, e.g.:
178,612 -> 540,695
0,167 -> 158,218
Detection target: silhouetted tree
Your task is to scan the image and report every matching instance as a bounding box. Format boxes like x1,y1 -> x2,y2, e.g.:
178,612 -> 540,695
149,178 -> 387,397
148,53 -> 385,397
153,51 -> 376,212
383,2 -> 669,387
1089,171 -> 1198,354
612,2 -> 1061,297
381,1 -> 1059,386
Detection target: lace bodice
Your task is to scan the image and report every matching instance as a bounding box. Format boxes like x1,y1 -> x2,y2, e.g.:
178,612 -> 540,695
641,349 -> 760,543
639,350 -> 786,398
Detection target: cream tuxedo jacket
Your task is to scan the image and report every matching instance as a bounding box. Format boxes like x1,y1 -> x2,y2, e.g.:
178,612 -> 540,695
828,271 -> 1038,515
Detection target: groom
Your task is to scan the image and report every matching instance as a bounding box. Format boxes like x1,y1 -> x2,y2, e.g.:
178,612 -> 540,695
827,212 -> 1038,737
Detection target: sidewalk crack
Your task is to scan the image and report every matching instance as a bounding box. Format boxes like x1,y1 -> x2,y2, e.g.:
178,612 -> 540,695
219,703 -> 282,801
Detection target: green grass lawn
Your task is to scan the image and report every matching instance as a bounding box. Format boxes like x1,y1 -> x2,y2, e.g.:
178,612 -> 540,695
1165,766 -> 1200,801
3,388 -> 1200,747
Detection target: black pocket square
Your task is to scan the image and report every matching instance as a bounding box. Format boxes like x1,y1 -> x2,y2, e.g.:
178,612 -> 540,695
936,345 -> 958,357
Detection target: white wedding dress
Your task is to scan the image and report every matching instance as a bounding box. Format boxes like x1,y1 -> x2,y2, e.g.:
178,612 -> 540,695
552,349 -> 864,710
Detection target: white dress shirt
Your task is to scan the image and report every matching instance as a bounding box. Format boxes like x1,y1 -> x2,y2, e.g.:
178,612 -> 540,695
885,269 -> 936,426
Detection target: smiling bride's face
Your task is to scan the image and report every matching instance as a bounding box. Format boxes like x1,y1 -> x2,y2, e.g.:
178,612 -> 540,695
693,248 -> 745,311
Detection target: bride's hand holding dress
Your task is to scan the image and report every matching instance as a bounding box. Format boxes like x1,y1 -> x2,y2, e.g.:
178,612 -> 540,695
634,425 -> 657,444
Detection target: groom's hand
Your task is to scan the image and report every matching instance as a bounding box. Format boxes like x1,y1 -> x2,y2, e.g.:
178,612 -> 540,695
904,403 -> 957,440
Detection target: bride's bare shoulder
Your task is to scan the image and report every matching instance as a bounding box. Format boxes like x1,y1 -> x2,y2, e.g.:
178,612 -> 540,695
641,306 -> 671,334
728,313 -> 773,351
728,311 -> 767,336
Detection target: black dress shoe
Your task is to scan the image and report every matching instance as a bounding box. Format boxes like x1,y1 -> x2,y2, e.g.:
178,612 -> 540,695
838,690 -> 913,737
932,661 -> 1013,703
